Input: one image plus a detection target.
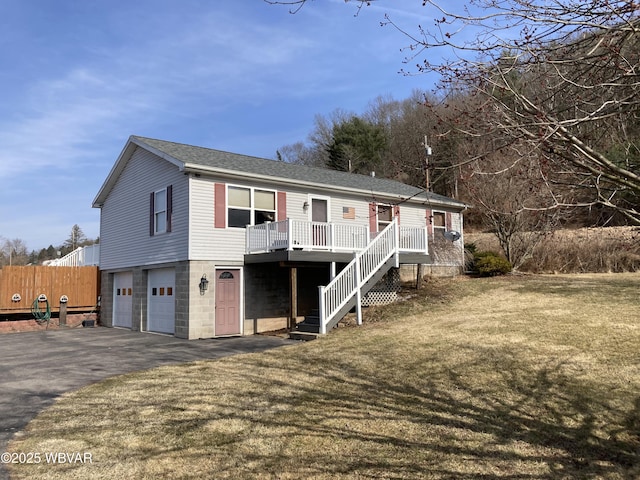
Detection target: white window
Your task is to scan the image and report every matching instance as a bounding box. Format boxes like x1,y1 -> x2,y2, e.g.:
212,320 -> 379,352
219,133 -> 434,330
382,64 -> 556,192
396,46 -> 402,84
154,188 -> 167,234
227,186 -> 276,228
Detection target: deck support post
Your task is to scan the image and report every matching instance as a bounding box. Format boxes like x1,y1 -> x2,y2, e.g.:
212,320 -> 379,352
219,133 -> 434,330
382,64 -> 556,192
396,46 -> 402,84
289,267 -> 297,331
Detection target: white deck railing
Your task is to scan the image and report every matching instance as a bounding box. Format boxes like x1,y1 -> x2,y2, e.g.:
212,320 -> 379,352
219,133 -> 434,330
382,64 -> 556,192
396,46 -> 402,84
246,219 -> 427,255
318,218 -> 400,334
246,219 -> 369,253
48,244 -> 100,267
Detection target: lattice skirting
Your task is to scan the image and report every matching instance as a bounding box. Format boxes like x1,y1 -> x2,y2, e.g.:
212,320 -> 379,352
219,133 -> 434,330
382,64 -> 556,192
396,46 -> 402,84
361,268 -> 400,306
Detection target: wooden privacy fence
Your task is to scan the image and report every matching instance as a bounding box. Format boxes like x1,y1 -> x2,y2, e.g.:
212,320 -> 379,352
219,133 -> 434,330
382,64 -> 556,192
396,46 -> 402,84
0,266 -> 100,315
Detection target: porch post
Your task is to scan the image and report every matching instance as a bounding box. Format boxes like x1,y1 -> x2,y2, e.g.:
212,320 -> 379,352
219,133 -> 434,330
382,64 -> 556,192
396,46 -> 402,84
289,267 -> 297,331
424,226 -> 429,254
329,222 -> 335,252
393,219 -> 400,268
287,218 -> 294,251
330,262 -> 336,280
318,285 -> 326,334
265,221 -> 271,252
354,252 -> 362,326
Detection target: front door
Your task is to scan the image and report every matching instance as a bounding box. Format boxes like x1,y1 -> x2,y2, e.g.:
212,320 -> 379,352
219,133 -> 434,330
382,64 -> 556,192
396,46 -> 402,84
310,196 -> 329,247
215,269 -> 241,336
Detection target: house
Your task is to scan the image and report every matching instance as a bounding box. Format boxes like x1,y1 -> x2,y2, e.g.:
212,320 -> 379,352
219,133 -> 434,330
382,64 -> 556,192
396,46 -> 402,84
92,136 -> 466,339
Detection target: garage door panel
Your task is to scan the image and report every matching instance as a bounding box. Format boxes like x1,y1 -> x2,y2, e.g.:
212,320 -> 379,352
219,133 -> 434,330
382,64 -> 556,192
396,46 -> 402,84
113,272 -> 133,328
148,268 -> 175,334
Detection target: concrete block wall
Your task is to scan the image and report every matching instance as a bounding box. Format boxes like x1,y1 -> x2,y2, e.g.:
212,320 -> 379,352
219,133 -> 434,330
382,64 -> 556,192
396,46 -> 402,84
99,270 -> 113,327
184,260 -> 217,339
174,261 -> 190,339
132,268 -> 148,332
399,264 -> 463,283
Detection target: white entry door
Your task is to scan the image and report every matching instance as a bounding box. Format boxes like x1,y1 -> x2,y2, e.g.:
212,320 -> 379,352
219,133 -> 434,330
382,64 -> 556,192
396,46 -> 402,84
113,272 -> 133,328
147,268 -> 175,334
309,196 -> 330,248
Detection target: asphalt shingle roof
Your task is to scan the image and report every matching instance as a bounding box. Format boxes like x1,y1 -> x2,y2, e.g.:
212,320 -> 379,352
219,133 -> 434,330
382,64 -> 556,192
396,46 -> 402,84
132,136 -> 466,209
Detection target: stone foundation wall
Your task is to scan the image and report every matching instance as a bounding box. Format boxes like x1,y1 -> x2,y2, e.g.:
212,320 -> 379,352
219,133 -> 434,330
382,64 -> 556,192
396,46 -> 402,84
0,313 -> 99,334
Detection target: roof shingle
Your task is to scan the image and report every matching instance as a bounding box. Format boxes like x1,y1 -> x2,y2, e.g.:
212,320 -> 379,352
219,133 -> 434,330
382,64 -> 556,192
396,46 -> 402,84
133,136 -> 466,209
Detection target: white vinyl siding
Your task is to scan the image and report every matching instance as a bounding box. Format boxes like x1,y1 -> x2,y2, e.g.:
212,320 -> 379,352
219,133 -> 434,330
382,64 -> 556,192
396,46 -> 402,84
190,177 -> 246,262
99,148 -> 188,270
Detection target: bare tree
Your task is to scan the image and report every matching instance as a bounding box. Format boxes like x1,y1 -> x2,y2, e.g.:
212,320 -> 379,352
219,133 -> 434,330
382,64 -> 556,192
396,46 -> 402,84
276,142 -> 324,167
385,0 -> 640,223
276,109 -> 354,168
268,0 -> 639,223
0,238 -> 30,267
462,148 -> 569,269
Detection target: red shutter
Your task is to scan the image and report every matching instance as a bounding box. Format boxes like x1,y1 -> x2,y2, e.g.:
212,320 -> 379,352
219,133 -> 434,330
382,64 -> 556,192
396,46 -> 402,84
445,212 -> 452,231
149,192 -> 155,236
369,202 -> 377,233
277,191 -> 287,221
394,205 -> 400,225
214,183 -> 226,228
166,185 -> 173,233
426,209 -> 433,237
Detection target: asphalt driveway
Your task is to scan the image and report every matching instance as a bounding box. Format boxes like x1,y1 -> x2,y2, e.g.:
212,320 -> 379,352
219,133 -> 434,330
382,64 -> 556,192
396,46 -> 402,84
0,327 -> 293,479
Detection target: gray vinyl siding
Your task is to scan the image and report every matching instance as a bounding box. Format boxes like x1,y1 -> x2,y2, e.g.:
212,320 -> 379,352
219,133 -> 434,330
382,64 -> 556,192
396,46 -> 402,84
190,176 -> 245,262
189,178 -> 438,261
100,147 -> 189,270
399,202 -> 428,226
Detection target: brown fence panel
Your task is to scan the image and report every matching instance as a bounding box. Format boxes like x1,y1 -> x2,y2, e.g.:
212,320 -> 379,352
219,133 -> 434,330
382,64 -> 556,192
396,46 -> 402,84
0,266 -> 100,314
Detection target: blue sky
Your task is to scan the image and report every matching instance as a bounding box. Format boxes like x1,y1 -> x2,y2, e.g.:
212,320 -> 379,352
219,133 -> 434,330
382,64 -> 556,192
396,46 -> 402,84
0,0 -> 445,251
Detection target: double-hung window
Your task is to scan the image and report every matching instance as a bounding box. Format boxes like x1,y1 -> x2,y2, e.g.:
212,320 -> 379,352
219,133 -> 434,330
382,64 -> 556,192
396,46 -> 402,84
154,189 -> 167,234
432,211 -> 446,238
150,185 -> 172,236
227,186 -> 276,228
377,205 -> 393,232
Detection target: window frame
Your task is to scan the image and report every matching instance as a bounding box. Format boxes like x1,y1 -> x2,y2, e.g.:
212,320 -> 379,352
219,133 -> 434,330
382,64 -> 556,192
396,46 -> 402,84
432,211 -> 446,238
226,185 -> 277,229
153,188 -> 168,235
376,204 -> 393,232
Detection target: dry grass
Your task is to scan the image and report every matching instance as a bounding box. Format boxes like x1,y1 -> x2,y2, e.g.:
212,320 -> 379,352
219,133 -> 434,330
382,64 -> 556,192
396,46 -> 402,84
466,226 -> 640,273
8,273 -> 640,479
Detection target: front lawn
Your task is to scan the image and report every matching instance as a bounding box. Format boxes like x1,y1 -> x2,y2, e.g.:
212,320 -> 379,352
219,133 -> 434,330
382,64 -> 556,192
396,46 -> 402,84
9,273 -> 640,479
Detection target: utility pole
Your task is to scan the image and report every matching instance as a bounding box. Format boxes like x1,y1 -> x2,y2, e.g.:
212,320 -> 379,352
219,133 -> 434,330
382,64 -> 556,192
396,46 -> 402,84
418,135 -> 433,290
424,135 -> 432,192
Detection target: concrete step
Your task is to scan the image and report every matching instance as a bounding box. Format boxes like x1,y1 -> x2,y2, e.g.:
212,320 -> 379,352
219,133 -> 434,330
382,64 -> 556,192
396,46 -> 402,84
289,331 -> 320,341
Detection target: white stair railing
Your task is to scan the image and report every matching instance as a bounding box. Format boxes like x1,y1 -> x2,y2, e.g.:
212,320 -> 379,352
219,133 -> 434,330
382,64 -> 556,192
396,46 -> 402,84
318,218 -> 399,334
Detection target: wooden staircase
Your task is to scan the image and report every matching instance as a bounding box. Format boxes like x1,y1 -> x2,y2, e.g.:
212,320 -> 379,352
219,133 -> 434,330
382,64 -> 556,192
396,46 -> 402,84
292,218 -> 400,338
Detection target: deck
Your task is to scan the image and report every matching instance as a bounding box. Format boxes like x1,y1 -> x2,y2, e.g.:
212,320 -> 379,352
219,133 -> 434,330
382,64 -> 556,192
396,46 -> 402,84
245,219 -> 429,264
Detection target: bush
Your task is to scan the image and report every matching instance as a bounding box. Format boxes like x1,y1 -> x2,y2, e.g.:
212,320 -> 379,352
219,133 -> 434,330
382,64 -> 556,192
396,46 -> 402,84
472,251 -> 512,276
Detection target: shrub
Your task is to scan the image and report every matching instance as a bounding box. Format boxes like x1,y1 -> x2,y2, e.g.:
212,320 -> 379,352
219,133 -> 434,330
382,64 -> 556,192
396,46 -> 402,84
472,251 -> 512,276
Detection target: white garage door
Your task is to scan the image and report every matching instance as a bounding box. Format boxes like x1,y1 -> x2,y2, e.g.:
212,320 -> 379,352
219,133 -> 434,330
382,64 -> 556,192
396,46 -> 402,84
113,272 -> 133,328
147,268 -> 175,334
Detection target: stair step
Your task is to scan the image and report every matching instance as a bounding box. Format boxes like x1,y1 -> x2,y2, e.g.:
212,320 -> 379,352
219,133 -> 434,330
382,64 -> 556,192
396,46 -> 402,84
302,315 -> 320,325
296,321 -> 320,333
289,331 -> 319,341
